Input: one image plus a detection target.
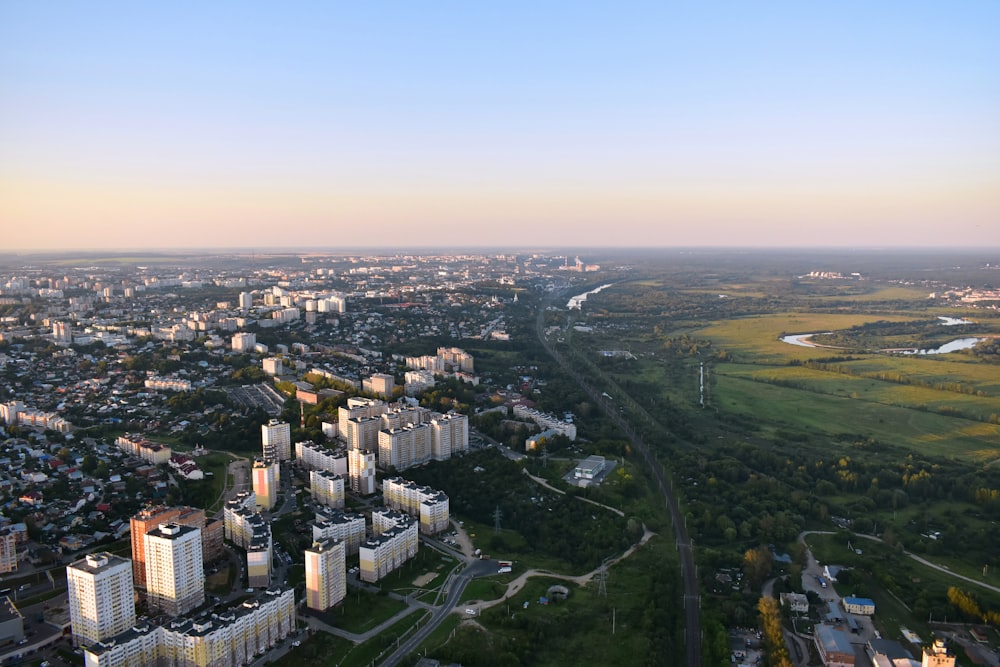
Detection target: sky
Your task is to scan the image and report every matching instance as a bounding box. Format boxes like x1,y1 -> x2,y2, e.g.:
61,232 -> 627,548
2,2 -> 999,251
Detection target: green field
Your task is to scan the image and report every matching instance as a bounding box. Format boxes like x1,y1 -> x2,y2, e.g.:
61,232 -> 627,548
715,372 -> 1000,461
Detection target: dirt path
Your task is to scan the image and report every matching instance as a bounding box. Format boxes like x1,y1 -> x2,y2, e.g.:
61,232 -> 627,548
474,524 -> 656,610
522,469 -> 625,516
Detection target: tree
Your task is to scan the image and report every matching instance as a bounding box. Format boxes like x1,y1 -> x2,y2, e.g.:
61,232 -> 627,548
743,545 -> 773,589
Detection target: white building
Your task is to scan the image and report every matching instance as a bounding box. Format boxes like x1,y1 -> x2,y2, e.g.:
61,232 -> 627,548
312,510 -> 367,556
144,523 -> 205,616
262,357 -> 284,376
348,448 -> 377,495
68,553 -> 136,647
360,512 -> 418,583
261,419 -> 291,461
231,332 -> 257,352
84,588 -> 295,667
310,470 -> 345,509
382,477 -> 450,535
295,440 -> 347,475
378,423 -> 431,471
305,538 -> 346,611
430,412 -> 469,460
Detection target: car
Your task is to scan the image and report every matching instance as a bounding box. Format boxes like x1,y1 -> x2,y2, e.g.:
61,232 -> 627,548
291,640 -> 301,647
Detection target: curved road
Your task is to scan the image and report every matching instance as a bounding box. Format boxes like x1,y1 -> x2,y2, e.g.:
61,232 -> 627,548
536,292 -> 702,667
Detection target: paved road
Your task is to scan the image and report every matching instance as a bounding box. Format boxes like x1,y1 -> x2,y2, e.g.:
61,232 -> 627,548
536,291 -> 702,667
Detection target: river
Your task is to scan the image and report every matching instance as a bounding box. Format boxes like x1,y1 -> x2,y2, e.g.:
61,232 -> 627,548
567,283 -> 613,310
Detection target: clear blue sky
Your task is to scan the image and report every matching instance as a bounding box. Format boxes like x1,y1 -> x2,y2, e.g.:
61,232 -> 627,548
2,2 -> 998,249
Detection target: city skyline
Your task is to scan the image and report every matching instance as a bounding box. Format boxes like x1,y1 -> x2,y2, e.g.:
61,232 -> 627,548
2,2 -> 998,250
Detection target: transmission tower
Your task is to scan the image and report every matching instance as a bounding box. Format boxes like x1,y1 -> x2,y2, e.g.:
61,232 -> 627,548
493,505 -> 503,534
598,558 -> 609,596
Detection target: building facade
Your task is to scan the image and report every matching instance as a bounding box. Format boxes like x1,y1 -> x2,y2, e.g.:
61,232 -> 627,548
67,553 -> 136,647
347,448 -> 377,495
144,523 -> 205,617
310,470 -> 345,509
382,477 -> 450,535
261,420 -> 291,461
305,538 -> 346,611
252,459 -> 279,511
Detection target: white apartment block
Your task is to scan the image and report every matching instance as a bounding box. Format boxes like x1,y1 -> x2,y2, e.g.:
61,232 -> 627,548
312,510 -> 366,556
338,398 -> 387,437
231,332 -> 257,352
262,357 -> 284,376
438,347 -> 474,372
382,477 -> 450,535
513,405 -> 577,441
272,307 -> 300,324
305,538 -> 346,611
115,433 -> 172,464
295,440 -> 347,475
378,423 -> 432,472
223,492 -> 256,544
347,448 -> 377,496
0,401 -> 25,425
261,419 -> 291,461
246,531 -> 272,589
143,377 -> 192,392
238,291 -> 253,309
252,459 -> 280,511
85,588 -> 295,667
310,470 -> 345,509
345,416 -> 381,451
431,412 -> 469,460
404,369 -> 436,396
144,523 -> 205,616
360,512 -> 418,583
68,553 -> 136,647
380,404 -> 431,431
362,372 -> 395,398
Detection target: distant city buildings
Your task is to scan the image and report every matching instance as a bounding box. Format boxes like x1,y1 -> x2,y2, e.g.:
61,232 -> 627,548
361,510 -> 418,583
231,332 -> 257,352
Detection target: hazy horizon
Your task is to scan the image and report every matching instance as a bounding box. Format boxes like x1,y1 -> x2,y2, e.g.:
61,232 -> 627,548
3,2 -> 998,250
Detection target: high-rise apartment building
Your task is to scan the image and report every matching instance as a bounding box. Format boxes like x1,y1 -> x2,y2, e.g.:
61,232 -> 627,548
312,509 -> 367,556
360,512 -> 418,583
261,419 -> 291,461
238,291 -> 253,309
310,470 -> 345,509
85,588 -> 294,667
305,538 -> 346,611
131,505 -> 215,591
231,332 -> 257,352
347,448 -> 377,495
378,423 -> 431,471
338,398 -> 387,439
431,412 -> 469,460
362,373 -> 395,398
67,553 -> 135,647
295,440 -> 347,475
382,477 -> 450,535
144,523 -> 205,616
345,416 -> 380,451
252,458 -> 280,511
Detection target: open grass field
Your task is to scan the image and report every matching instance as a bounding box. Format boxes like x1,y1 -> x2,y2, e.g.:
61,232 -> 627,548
695,312 -> 923,361
717,362 -> 1000,423
714,373 -> 1000,462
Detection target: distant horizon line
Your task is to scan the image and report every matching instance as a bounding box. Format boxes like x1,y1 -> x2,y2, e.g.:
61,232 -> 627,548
3,245 -> 1000,256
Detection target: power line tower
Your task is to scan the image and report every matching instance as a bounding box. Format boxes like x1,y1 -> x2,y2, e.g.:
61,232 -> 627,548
598,558 -> 609,597
493,505 -> 503,534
